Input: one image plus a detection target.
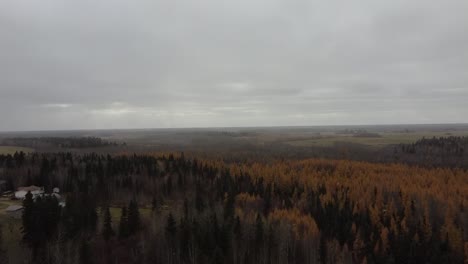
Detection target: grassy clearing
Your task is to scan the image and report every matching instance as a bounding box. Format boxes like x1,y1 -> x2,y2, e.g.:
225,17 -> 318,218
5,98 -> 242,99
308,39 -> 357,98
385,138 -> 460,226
0,199 -> 22,216
106,206 -> 152,223
0,199 -> 23,248
0,201 -> 25,262
0,146 -> 34,155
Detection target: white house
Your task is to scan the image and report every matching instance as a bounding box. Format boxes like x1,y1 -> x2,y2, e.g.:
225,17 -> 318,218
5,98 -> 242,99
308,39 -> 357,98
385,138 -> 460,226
14,185 -> 44,199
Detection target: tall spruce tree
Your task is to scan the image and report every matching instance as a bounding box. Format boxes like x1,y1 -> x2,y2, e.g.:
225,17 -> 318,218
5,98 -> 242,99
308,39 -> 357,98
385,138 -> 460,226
223,191 -> 235,220
79,239 -> 93,264
0,223 -> 6,264
127,200 -> 140,235
118,206 -> 129,239
165,213 -> 177,239
165,213 -> 177,261
21,191 -> 34,244
102,206 -> 114,241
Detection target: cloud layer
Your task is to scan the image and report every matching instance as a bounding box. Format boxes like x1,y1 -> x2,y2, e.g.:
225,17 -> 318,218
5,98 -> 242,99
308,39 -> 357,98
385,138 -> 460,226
1,0 -> 467,130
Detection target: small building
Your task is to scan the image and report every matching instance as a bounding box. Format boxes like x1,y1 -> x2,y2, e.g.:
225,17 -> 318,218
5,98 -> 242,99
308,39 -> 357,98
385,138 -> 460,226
42,193 -> 61,200
5,205 -> 24,219
15,186 -> 44,199
17,185 -> 44,192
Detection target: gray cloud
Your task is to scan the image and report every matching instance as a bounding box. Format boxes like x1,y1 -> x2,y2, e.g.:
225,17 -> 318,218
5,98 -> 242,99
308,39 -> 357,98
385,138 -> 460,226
0,0 -> 467,131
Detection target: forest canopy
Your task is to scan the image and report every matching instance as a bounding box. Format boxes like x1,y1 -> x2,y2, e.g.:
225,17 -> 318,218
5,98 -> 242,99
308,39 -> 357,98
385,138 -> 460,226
0,150 -> 466,263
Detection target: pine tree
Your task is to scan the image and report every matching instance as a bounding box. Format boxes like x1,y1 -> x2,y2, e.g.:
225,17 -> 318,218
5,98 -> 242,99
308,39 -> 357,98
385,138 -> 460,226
127,200 -> 140,235
118,206 -> 129,239
233,216 -> 242,242
79,239 -> 93,264
195,184 -> 205,213
179,216 -> 192,263
21,191 -> 34,243
255,214 -> 264,246
0,223 -> 7,264
102,206 -> 114,241
183,197 -> 189,219
165,213 -> 177,262
165,213 -> 177,239
223,191 -> 235,220
151,197 -> 158,212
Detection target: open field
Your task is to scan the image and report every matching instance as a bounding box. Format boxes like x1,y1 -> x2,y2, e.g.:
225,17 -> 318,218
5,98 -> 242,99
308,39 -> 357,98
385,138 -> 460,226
2,124 -> 468,151
108,206 -> 152,224
0,146 -> 34,155
0,199 -> 22,215
0,198 -> 26,262
284,130 -> 468,148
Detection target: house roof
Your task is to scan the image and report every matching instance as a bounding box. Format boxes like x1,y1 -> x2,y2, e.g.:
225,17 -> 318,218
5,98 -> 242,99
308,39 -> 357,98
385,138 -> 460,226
5,205 -> 23,212
17,185 -> 43,192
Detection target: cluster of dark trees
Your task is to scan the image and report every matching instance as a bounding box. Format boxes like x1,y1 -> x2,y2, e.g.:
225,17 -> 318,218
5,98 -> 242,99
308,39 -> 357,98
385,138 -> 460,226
166,135 -> 468,169
398,136 -> 467,155
0,150 -> 466,263
0,137 -> 123,149
392,136 -> 468,168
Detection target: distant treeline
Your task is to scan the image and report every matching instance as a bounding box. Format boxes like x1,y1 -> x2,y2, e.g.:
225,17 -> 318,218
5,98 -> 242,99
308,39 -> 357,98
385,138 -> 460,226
391,136 -> 468,168
1,137 -> 124,149
170,135 -> 468,169
399,136 -> 467,155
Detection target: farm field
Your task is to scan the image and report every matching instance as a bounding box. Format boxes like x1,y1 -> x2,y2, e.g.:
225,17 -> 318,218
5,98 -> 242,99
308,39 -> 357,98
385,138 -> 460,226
0,146 -> 34,155
284,130 -> 468,148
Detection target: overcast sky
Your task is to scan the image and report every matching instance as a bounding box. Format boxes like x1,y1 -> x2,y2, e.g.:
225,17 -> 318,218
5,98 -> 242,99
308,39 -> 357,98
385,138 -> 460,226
1,0 -> 467,131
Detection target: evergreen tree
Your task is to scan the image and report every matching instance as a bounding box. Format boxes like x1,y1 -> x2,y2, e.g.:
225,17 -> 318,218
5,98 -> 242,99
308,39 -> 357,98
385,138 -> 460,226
165,213 -> 177,239
179,216 -> 192,263
102,206 -> 114,241
255,214 -> 264,246
183,197 -> 189,219
151,197 -> 158,212
195,184 -> 205,213
127,200 -> 140,235
79,239 -> 93,264
265,225 -> 276,263
233,216 -> 242,242
223,191 -> 235,220
254,214 -> 264,261
166,213 -> 177,261
21,191 -> 34,243
118,206 -> 129,239
263,183 -> 272,216
0,223 -> 6,264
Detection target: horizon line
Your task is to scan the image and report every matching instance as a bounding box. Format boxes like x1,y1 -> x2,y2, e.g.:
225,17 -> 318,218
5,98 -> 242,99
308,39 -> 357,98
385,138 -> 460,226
1,122 -> 468,134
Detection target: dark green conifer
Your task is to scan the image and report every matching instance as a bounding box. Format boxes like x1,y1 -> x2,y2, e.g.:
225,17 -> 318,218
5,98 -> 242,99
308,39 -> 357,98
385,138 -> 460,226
102,206 -> 114,241
118,206 -> 129,238
127,200 -> 140,235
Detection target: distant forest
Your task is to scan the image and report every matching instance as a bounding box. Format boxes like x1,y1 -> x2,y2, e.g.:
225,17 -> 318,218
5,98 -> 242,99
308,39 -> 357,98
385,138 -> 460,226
0,149 -> 466,263
393,136 -> 468,168
0,137 -> 123,149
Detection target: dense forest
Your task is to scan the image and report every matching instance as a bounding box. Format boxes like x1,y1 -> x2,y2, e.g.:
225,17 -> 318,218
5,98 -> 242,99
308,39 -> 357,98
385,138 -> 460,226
0,137 -> 123,149
393,136 -> 468,168
0,150 -> 466,263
